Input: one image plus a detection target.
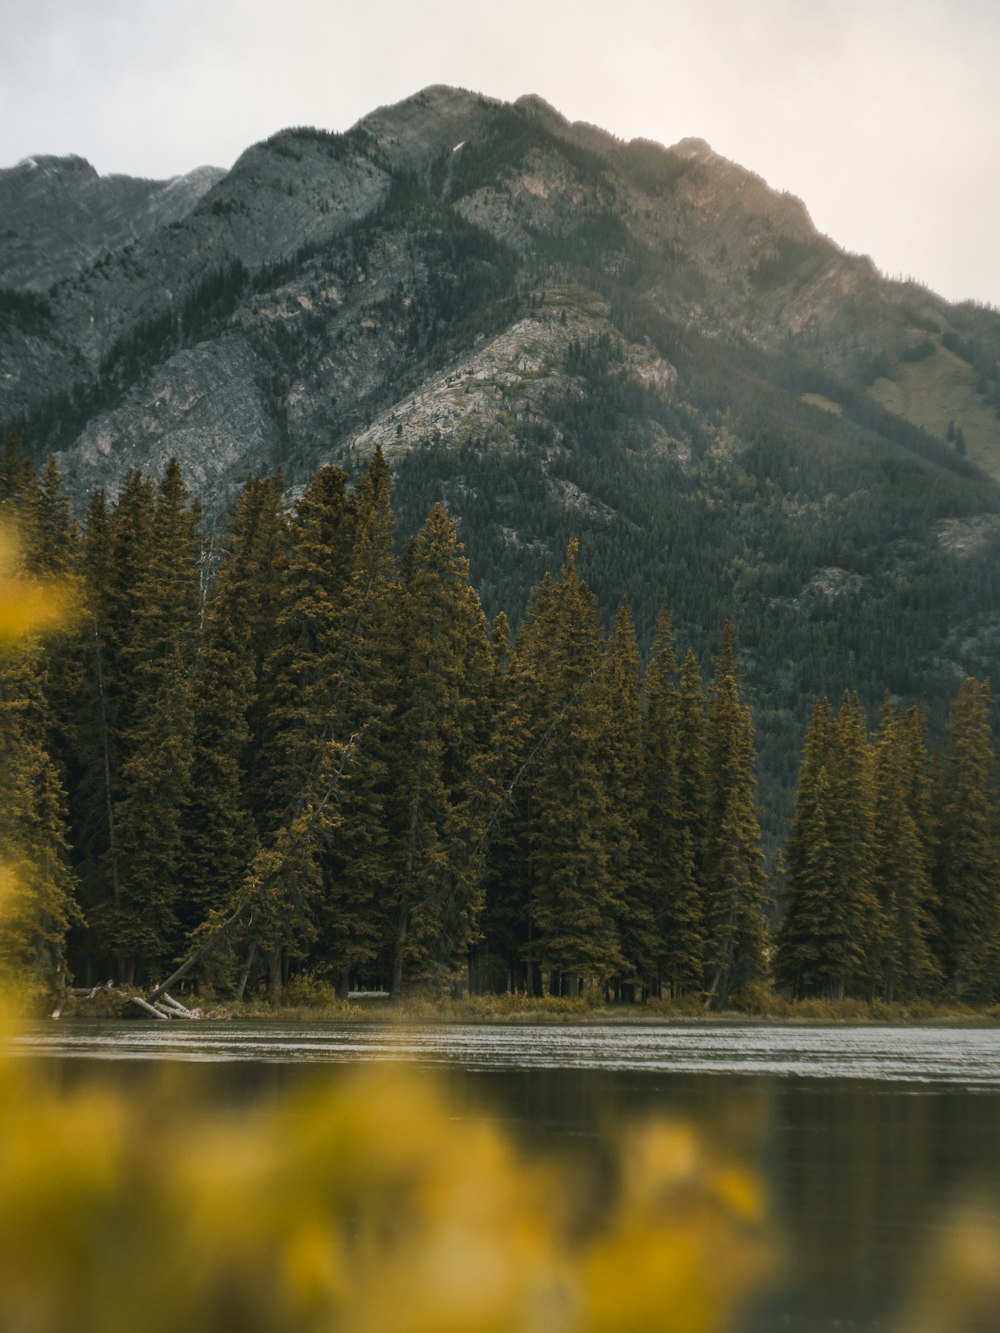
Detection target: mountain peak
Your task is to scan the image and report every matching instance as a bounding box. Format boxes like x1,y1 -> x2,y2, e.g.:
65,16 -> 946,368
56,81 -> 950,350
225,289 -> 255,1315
670,136 -> 715,161
12,153 -> 98,178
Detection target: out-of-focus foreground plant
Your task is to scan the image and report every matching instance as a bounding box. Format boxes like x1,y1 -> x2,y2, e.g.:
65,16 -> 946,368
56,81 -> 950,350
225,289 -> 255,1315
0,526 -> 66,645
0,524 -> 77,1007
0,1057 -> 775,1333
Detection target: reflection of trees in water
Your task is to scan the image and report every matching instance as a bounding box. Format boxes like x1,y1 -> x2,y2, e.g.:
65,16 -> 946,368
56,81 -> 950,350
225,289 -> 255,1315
765,1079 -> 1000,1331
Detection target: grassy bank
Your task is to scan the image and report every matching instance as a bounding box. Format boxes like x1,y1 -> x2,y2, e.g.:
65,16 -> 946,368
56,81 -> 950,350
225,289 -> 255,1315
59,985 -> 1000,1025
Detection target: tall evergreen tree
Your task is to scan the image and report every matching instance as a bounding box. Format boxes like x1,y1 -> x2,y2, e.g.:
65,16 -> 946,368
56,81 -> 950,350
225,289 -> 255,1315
597,601 -> 649,998
480,574 -> 558,996
934,677 -> 1000,1000
775,693 -> 881,1000
179,477 -> 288,966
703,623 -> 767,1007
773,698 -> 837,998
641,612 -> 705,998
317,446 -> 400,995
388,503 -> 494,993
872,701 -> 941,1001
110,460 -> 201,983
248,465 -> 354,992
527,542 -> 623,996
825,691 -> 881,998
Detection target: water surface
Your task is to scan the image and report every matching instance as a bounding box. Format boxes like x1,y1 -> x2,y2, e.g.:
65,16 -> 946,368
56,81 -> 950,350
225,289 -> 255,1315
13,1019 -> 1000,1332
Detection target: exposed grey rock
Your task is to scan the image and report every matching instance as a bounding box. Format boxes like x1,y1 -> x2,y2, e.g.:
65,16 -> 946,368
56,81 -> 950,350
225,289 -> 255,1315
0,155 -> 225,291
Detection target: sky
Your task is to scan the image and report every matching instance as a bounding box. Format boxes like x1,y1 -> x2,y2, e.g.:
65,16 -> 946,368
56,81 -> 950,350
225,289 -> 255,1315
2,0 -> 999,307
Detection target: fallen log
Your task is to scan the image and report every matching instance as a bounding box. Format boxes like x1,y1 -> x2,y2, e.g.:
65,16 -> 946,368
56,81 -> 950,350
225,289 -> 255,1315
126,995 -> 169,1020
158,992 -> 198,1019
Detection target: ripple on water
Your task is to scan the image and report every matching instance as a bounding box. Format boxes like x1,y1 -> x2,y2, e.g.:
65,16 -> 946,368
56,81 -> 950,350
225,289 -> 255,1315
9,1021 -> 1000,1086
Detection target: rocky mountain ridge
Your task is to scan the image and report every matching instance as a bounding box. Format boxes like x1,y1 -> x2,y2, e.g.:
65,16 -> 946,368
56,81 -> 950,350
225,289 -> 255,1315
0,154 -> 225,291
3,85 -> 1000,841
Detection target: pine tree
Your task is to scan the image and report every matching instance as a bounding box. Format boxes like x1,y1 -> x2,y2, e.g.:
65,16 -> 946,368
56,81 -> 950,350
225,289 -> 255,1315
67,485 -> 131,978
775,693 -> 881,1000
178,477 -> 288,971
934,677 -> 1000,1000
480,575 -> 557,997
641,612 -> 705,998
527,542 -> 623,996
702,623 -> 767,1008
248,465 -> 354,992
388,503 -> 494,993
825,692 -> 881,998
596,601 -> 649,998
872,701 -> 941,1001
773,698 -> 837,998
316,447 -> 400,995
110,461 -> 201,983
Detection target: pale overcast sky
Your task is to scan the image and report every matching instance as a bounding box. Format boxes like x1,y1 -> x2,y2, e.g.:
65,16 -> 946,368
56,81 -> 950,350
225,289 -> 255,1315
2,0 -> 999,307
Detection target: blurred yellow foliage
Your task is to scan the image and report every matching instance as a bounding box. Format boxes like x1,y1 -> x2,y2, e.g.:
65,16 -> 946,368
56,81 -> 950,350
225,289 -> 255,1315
0,1054 -> 774,1333
0,527 -> 68,643
896,1200 -> 1000,1333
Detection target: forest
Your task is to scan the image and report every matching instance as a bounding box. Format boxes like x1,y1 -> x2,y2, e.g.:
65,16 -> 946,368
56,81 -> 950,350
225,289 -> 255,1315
1,428 -> 998,1010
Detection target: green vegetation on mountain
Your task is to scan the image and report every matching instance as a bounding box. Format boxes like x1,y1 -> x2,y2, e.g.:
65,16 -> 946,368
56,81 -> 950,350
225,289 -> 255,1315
1,443 -> 999,1012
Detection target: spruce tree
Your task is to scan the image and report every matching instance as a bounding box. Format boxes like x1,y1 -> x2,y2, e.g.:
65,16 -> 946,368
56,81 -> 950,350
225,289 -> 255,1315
249,465 -> 354,992
388,503 -> 494,993
178,477 -> 288,970
596,601 -> 649,998
480,574 -> 557,996
67,485 -> 132,978
111,461 -> 201,983
316,446 -> 400,995
774,698 -> 836,998
703,623 -> 767,1007
775,693 -> 881,1000
934,677 -> 1000,1000
872,702 -> 941,1001
825,692 -> 881,998
527,542 -> 623,996
641,612 -> 705,998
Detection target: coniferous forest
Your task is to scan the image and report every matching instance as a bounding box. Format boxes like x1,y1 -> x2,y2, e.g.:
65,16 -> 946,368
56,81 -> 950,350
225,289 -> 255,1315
2,428 -> 999,1009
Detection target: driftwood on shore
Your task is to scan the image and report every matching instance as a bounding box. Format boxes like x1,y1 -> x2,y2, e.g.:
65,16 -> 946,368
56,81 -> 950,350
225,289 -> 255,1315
123,991 -> 202,1021
126,995 -> 170,1020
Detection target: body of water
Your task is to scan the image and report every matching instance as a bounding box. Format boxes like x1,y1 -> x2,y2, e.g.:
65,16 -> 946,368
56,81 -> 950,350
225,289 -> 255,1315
13,1019 -> 1000,1331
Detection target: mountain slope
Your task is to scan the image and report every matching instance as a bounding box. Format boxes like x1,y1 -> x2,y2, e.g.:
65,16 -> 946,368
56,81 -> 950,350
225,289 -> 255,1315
0,154 -> 225,291
4,86 -> 1000,845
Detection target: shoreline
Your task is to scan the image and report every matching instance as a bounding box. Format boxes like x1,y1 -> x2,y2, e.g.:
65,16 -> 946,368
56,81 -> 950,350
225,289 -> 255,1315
52,991 -> 1000,1027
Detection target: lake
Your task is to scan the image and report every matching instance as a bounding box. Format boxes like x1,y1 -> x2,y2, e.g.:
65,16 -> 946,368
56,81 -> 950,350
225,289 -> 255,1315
13,1019 -> 1000,1331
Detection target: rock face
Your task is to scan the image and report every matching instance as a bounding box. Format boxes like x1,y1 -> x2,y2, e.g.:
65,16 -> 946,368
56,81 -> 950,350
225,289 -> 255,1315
3,85 -> 995,498
5,84 -> 1000,835
0,155 -> 225,291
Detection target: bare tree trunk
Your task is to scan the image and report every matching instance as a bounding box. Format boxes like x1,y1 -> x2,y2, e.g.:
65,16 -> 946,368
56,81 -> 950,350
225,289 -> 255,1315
236,942 -> 256,1002
267,949 -> 282,996
392,907 -> 408,995
92,622 -> 120,907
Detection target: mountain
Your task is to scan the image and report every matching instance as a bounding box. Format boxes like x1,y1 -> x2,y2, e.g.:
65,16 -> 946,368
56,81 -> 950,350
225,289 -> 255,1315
0,154 -> 225,290
4,85 -> 1000,840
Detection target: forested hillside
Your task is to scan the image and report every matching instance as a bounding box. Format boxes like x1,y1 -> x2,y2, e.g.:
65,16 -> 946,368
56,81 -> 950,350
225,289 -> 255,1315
5,88 -> 1000,851
2,436 -> 998,1009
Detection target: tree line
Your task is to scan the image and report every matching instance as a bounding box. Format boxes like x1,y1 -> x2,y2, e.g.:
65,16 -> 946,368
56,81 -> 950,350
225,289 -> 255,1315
776,683 -> 1000,1003
1,430 -> 997,1007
